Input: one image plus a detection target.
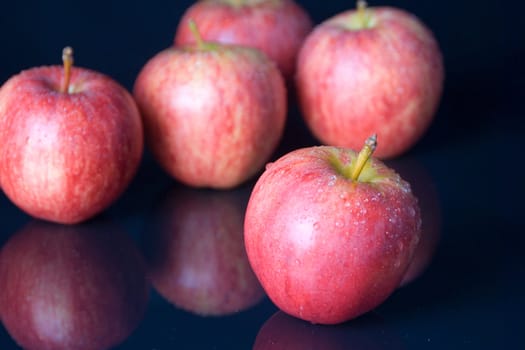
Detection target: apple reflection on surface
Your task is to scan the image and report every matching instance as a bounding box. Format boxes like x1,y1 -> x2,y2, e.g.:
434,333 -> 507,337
386,157 -> 442,287
253,311 -> 405,350
0,219 -> 150,350
142,184 -> 265,316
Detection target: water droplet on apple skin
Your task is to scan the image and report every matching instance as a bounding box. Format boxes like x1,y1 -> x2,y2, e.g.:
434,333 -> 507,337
393,259 -> 401,269
388,217 -> 398,225
327,174 -> 337,186
397,240 -> 405,252
398,180 -> 412,194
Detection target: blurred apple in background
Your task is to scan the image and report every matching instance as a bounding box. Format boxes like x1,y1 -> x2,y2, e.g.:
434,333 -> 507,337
0,219 -> 149,350
134,22 -> 286,189
0,47 -> 144,224
174,0 -> 313,81
141,184 -> 265,316
385,157 -> 442,287
253,311 -> 405,350
296,1 -> 444,158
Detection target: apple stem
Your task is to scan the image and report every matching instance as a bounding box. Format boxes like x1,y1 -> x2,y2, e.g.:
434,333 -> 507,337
350,134 -> 377,181
61,46 -> 74,94
356,0 -> 370,28
230,0 -> 244,6
188,19 -> 205,49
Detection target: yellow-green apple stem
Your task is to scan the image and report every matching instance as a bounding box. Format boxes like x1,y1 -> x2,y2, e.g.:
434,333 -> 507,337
356,0 -> 370,28
351,134 -> 377,181
230,0 -> 244,7
187,19 -> 219,51
188,19 -> 205,49
61,46 -> 74,93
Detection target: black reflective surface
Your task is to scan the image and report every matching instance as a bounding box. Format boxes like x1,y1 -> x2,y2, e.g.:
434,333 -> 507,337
1,0 -> 524,349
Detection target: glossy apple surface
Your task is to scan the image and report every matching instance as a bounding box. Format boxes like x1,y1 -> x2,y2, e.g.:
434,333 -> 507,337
142,185 -> 265,316
134,34 -> 286,189
0,51 -> 143,224
244,142 -> 421,324
175,0 -> 313,80
0,219 -> 149,350
296,3 -> 443,158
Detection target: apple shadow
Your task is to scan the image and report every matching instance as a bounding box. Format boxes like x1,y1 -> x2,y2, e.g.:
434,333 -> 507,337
253,310 -> 406,350
379,208 -> 521,321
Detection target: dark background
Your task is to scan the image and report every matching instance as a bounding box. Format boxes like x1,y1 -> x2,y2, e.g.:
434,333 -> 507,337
0,0 -> 524,349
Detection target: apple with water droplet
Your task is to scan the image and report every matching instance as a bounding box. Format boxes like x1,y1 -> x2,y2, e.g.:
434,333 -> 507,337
244,135 -> 421,324
174,0 -> 313,80
296,1 -> 444,158
0,47 -> 144,224
134,21 -> 286,189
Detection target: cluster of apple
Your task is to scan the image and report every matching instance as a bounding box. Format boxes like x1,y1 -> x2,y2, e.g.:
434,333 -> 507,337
0,0 -> 444,327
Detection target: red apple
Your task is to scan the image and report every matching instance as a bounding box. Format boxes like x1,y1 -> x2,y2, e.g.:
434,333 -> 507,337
296,1 -> 444,158
244,135 -> 421,324
0,47 -> 143,224
134,23 -> 286,189
254,311 -> 405,349
141,184 -> 265,316
0,219 -> 150,350
174,0 -> 313,80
